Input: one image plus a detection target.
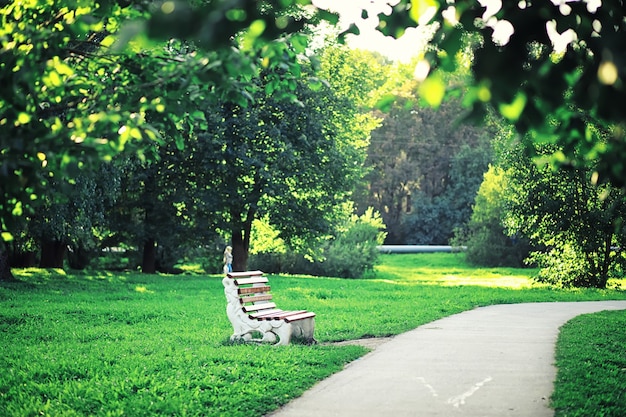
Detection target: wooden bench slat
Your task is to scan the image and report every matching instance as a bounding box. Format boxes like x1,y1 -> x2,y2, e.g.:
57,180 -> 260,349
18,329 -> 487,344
240,294 -> 273,303
259,310 -> 308,320
234,277 -> 269,285
248,308 -> 284,319
252,311 -> 295,321
250,310 -> 297,320
242,302 -> 277,313
283,311 -> 316,323
227,270 -> 263,278
238,285 -> 271,295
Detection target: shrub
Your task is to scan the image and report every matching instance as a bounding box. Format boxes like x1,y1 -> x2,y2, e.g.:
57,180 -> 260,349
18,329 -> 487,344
454,165 -> 531,267
320,209 -> 385,278
527,243 -> 626,288
250,208 -> 386,278
501,139 -> 626,288
461,226 -> 530,268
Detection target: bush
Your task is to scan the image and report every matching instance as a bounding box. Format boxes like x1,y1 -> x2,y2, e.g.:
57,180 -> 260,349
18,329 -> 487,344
454,165 -> 531,267
527,243 -> 626,289
250,208 -> 386,278
321,215 -> 383,278
462,228 -> 530,267
91,248 -> 140,271
249,252 -> 319,275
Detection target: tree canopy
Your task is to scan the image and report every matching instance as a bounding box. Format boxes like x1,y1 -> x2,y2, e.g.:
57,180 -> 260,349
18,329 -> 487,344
502,137 -> 626,288
0,0 -> 334,244
359,0 -> 626,188
1,0 -> 382,275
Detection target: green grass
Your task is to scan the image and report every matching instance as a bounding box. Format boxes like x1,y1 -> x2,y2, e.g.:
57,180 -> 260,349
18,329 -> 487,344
552,310 -> 626,417
1,253 -> 625,416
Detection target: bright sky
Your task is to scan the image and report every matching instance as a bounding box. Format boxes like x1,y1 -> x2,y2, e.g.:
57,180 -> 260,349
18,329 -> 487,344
311,0 -> 430,62
312,0 -> 594,60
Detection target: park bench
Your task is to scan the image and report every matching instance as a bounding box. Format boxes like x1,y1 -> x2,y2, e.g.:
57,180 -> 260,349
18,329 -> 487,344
222,270 -> 316,345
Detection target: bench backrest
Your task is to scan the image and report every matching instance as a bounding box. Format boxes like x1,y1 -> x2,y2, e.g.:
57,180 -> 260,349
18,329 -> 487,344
226,270 -> 278,316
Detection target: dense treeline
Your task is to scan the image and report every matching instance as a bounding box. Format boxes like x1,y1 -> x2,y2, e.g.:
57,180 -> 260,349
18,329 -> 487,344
355,91 -> 493,245
3,1 -> 626,287
0,0 -> 494,277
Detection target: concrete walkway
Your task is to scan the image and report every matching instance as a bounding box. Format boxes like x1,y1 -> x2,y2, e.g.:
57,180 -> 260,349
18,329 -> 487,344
268,301 -> 626,417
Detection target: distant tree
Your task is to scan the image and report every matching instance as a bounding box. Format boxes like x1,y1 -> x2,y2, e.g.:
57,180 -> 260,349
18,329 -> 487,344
110,155 -> 187,274
455,165 -> 531,267
108,127 -> 224,274
314,46 -> 392,110
359,87 -> 492,244
25,163 -> 121,269
504,138 -> 626,288
357,86 -> 422,243
203,67 -> 369,271
364,0 -> 626,188
403,142 -> 492,245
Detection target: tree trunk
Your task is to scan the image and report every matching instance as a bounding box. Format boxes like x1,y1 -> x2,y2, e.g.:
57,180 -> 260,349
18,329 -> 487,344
231,232 -> 248,272
67,245 -> 91,270
39,240 -> 66,268
597,233 -> 613,289
0,247 -> 16,281
142,238 -> 157,273
230,204 -> 255,272
9,250 -> 37,267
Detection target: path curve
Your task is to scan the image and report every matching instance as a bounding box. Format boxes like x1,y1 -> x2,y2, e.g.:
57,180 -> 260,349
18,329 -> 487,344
267,301 -> 626,417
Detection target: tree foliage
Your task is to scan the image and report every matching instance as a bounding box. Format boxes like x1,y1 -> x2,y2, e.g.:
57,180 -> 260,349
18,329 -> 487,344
0,0 -> 351,276
0,0 -> 333,245
503,139 -> 626,288
30,163 -> 121,269
455,165 -> 532,267
2,1 -> 152,242
362,0 -> 626,188
403,141 -> 492,245
201,62 -> 370,271
357,85 -> 492,244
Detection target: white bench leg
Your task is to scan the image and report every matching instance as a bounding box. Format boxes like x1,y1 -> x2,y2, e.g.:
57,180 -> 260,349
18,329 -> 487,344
290,317 -> 316,343
273,322 -> 293,346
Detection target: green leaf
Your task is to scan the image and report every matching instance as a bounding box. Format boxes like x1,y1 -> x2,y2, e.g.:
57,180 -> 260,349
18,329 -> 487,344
317,9 -> 340,25
338,23 -> 360,44
100,35 -> 117,47
129,127 -> 142,140
410,0 -> 439,24
191,110 -> 205,121
499,93 -> 527,121
419,75 -> 445,108
52,57 -> 74,76
11,201 -> 22,216
248,19 -> 266,37
308,77 -> 323,91
47,71 -> 62,87
375,94 -> 397,112
17,112 -> 31,125
175,135 -> 184,151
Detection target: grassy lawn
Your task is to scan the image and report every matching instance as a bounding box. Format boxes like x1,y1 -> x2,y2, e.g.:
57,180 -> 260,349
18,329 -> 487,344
552,310 -> 626,417
1,253 -> 625,416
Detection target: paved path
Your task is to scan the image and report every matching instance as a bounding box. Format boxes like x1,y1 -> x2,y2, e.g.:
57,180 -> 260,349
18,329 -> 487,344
267,301 -> 626,417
